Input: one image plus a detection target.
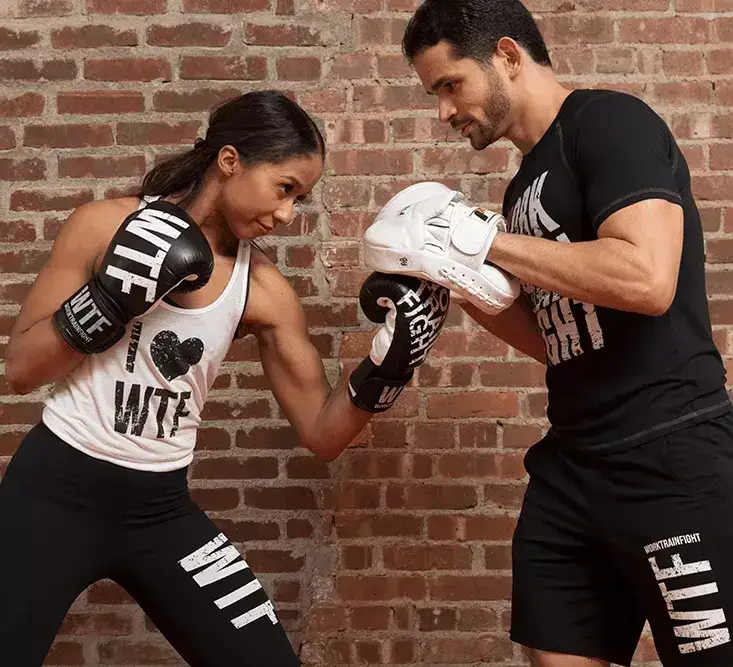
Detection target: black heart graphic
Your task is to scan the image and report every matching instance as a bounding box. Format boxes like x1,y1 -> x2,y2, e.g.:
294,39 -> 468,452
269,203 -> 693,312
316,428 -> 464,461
150,330 -> 204,381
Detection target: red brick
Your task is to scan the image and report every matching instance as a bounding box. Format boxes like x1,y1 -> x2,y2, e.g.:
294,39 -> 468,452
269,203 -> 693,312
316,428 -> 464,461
117,121 -> 200,145
384,544 -> 472,570
201,398 -> 270,420
619,18 -> 711,43
709,48 -> 733,74
189,487 -> 240,511
18,0 -> 73,15
0,402 -> 44,423
427,392 -> 519,419
147,22 -> 232,47
0,59 -> 77,80
243,486 -> 316,509
329,149 -> 412,175
322,180 -> 371,209
183,0 -> 270,10
277,56 -> 321,81
276,0 -> 294,12
0,249 -> 49,272
11,188 -> 94,212
213,519 -> 279,541
244,22 -> 325,46
418,607 -> 457,631
579,0 -> 668,7
46,641 -> 84,666
353,85 -> 434,112
286,455 -> 330,479
537,16 -> 614,45
377,53 -> 413,78
0,27 -> 40,49
24,124 -> 113,148
662,50 -> 705,76
0,158 -> 46,181
97,640 -> 179,664
287,518 -> 312,538
332,53 -> 372,79
310,606 -> 348,632
303,302 -> 358,326
0,430 -> 27,454
59,612 -> 133,636
153,88 -> 239,112
429,575 -> 512,601
0,126 -> 15,150
52,25 -> 138,48
423,636 -> 513,663
297,88 -> 348,113
716,17 -> 733,42
649,81 -> 713,105
59,156 -> 146,179
236,425 -> 298,449
355,17 -> 408,46
87,0 -> 167,12
692,175 -> 733,200
351,606 -> 390,630
180,55 -> 266,80
323,482 -> 381,510
678,0 -> 733,8
0,93 -> 44,118
341,545 -> 373,570
84,58 -> 171,82
337,575 -> 427,601
386,484 -> 477,510
328,119 -> 386,145
421,146 -> 509,175
549,47 -> 595,76
335,514 -> 423,538
57,91 -> 144,115
345,451 -> 404,479
0,219 -> 35,242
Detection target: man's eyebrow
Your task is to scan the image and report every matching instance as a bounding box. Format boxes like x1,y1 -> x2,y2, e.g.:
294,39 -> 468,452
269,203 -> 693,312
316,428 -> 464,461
428,75 -> 454,94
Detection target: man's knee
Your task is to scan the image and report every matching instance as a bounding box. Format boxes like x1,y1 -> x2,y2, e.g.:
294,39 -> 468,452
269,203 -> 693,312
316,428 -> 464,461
521,646 -> 610,667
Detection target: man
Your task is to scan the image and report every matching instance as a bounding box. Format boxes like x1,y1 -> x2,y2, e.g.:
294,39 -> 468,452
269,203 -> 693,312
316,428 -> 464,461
365,0 -> 733,665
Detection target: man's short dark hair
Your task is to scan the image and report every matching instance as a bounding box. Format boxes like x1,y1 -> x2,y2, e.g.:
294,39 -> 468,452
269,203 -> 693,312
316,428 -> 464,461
403,0 -> 552,68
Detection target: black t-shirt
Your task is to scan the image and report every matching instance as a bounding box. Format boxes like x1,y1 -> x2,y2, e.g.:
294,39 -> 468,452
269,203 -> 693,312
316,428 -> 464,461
502,89 -> 730,451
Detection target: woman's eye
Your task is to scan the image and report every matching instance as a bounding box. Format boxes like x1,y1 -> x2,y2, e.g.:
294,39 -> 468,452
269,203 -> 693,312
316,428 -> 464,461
280,183 -> 294,195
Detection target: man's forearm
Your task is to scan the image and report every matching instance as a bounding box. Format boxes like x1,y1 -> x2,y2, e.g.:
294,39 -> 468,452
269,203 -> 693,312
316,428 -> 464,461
490,232 -> 665,315
460,298 -> 547,364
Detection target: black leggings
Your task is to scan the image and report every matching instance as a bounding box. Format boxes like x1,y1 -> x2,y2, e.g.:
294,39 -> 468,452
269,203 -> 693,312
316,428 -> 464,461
0,423 -> 300,667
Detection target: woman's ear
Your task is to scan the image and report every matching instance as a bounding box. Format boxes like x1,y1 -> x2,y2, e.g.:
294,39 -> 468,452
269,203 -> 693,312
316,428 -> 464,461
216,145 -> 240,178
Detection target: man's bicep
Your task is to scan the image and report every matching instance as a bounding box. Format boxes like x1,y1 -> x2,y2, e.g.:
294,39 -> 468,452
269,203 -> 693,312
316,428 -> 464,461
597,199 -> 683,286
574,93 -> 683,231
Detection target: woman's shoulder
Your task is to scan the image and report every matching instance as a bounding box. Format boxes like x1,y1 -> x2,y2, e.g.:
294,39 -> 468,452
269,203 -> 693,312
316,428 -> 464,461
243,243 -> 306,331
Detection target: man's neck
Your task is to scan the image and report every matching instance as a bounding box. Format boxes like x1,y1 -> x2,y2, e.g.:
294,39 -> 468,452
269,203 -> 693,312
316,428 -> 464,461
506,73 -> 572,155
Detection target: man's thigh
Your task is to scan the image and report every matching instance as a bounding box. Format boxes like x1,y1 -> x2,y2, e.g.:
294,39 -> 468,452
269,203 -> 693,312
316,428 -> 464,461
600,416 -> 733,666
511,438 -> 646,667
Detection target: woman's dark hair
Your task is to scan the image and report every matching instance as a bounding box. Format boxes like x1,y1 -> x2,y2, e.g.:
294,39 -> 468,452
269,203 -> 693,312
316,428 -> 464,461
138,90 -> 326,208
403,0 -> 552,68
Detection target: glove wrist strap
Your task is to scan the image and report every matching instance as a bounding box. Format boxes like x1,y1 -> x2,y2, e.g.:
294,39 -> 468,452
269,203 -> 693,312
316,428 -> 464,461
53,278 -> 127,354
348,357 -> 413,413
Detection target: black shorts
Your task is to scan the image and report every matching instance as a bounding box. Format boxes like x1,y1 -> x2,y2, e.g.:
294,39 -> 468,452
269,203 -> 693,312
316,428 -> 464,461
0,422 -> 300,667
511,411 -> 733,666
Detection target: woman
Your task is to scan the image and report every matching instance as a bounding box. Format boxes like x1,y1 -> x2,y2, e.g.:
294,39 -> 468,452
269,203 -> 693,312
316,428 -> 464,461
3,91 -> 449,666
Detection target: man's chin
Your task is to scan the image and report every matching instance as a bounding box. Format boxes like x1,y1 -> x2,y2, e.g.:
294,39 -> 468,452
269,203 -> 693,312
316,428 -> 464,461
469,133 -> 494,151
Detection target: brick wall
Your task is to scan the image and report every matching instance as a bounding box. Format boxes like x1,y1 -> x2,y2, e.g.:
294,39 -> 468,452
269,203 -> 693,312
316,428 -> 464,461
0,0 -> 730,665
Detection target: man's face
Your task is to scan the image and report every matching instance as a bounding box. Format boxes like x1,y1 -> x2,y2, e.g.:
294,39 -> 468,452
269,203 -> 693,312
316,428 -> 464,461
412,40 -> 512,151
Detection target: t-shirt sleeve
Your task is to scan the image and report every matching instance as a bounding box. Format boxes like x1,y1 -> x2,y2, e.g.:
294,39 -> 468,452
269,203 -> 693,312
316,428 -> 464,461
571,92 -> 683,231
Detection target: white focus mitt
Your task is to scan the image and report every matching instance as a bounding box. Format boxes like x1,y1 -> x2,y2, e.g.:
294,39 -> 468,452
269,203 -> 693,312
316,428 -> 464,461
363,182 -> 520,314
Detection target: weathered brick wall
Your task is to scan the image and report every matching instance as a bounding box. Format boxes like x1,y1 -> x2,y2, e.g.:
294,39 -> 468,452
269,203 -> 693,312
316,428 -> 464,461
0,0 -> 729,664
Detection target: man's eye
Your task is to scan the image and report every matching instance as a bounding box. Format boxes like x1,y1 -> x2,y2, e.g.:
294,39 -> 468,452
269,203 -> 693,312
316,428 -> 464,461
280,183 -> 294,194
445,82 -> 457,92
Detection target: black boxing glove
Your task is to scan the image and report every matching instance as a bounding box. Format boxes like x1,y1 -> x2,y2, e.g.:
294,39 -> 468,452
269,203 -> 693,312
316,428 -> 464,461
54,200 -> 214,354
349,272 -> 451,412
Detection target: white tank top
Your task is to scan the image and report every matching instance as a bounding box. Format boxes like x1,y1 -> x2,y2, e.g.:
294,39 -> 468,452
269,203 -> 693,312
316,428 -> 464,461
43,197 -> 252,472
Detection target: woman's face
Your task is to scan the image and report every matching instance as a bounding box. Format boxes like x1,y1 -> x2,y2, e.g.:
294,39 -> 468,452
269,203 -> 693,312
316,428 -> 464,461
218,151 -> 323,239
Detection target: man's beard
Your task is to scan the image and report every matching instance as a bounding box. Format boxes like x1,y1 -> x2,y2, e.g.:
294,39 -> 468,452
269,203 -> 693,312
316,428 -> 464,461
469,76 -> 511,150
